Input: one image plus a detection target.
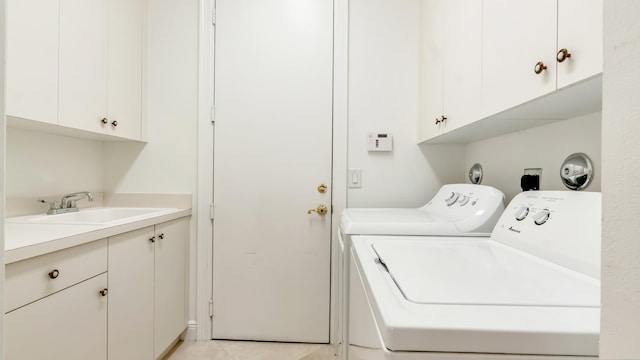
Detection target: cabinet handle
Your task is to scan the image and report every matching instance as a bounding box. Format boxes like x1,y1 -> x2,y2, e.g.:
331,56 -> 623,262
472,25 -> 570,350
435,117 -> 440,125
99,288 -> 108,297
48,269 -> 60,279
158,233 -> 165,240
534,61 -> 547,74
101,118 -> 108,125
556,48 -> 571,63
435,115 -> 447,125
150,236 -> 156,243
111,120 -> 118,127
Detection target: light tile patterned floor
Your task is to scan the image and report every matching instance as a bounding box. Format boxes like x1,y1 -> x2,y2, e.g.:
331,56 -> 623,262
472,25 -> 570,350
165,340 -> 338,360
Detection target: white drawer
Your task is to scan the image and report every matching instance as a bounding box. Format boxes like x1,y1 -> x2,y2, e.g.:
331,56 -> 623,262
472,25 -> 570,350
5,238 -> 108,313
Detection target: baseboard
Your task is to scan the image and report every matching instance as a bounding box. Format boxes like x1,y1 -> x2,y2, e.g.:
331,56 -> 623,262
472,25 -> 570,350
181,320 -> 198,341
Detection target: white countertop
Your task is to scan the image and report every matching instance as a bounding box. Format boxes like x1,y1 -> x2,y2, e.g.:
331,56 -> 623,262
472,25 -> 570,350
5,207 -> 191,264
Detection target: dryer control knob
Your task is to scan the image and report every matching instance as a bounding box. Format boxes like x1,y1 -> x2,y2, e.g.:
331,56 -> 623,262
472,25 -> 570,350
533,209 -> 551,225
445,192 -> 459,206
458,195 -> 469,206
514,206 -> 529,221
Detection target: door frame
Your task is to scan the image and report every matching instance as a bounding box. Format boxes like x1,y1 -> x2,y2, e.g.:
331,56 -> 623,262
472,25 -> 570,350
195,0 -> 349,343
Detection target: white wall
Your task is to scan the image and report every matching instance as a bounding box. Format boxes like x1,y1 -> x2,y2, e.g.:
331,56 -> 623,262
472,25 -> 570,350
104,0 -> 200,334
1,0 -> 6,355
5,128 -> 105,198
465,112 -> 602,202
600,1 -> 640,357
348,0 -> 464,208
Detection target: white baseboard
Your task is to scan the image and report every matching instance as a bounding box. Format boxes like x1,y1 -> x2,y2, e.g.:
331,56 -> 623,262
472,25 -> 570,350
181,320 -> 198,341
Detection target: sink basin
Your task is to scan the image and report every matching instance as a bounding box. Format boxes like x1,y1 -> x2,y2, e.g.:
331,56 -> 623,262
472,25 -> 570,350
6,207 -> 178,225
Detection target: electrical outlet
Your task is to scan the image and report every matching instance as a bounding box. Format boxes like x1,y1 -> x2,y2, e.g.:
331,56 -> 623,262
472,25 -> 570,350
521,168 -> 542,191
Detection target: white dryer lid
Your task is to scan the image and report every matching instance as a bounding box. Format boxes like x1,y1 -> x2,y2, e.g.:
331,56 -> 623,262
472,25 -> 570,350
372,239 -> 600,307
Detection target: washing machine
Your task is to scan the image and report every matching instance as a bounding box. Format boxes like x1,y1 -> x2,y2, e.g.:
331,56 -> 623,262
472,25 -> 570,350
338,184 -> 505,358
349,190 -> 601,359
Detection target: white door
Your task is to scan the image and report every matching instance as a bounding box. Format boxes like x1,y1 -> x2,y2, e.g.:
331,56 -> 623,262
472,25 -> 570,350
212,0 -> 333,343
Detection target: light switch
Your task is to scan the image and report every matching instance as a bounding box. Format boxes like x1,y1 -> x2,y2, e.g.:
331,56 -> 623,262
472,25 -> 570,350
349,169 -> 362,188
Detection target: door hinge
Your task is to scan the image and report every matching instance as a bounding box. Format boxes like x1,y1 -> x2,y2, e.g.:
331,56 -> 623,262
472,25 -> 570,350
210,203 -> 215,220
209,299 -> 214,317
210,106 -> 215,123
212,8 -> 216,26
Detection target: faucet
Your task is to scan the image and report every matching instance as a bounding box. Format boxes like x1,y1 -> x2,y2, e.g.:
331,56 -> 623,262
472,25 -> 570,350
42,191 -> 94,215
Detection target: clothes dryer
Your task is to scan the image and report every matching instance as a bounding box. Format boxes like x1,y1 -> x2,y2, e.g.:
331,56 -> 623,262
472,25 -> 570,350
338,184 -> 505,358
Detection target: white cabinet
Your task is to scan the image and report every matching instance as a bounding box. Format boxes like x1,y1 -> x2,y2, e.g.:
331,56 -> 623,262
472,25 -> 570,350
482,0 -> 602,117
108,218 -> 188,360
4,240 -> 108,360
556,0 -> 603,88
107,227 -> 155,360
419,0 -> 482,143
6,0 -> 59,125
107,0 -> 146,140
154,219 -> 189,358
5,274 -> 108,360
58,0 -> 109,134
6,0 -> 145,141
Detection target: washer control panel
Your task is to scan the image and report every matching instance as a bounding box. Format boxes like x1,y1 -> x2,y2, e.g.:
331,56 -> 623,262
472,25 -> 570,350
492,191 -> 602,278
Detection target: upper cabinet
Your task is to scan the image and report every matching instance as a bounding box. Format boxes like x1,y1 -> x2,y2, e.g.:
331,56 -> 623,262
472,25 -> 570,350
6,0 -> 59,125
556,0 -> 603,88
6,0 -> 146,141
482,0 -> 602,116
419,0 -> 482,143
420,0 -> 602,144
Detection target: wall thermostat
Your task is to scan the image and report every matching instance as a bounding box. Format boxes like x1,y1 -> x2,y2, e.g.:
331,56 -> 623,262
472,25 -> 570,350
367,132 -> 393,152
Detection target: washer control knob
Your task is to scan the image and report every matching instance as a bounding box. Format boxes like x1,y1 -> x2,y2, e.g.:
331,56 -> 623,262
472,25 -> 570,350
533,209 -> 551,225
445,192 -> 459,206
458,195 -> 469,206
514,206 -> 529,221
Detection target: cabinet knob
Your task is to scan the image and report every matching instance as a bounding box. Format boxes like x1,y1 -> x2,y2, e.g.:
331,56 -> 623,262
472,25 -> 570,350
150,236 -> 156,243
99,288 -> 108,297
111,120 -> 118,127
48,269 -> 60,279
101,118 -> 108,125
556,48 -> 571,63
435,115 -> 447,125
534,61 -> 548,74
158,233 -> 165,240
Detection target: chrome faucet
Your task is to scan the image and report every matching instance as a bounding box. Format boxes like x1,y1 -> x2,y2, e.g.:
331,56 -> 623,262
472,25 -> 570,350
42,191 -> 94,215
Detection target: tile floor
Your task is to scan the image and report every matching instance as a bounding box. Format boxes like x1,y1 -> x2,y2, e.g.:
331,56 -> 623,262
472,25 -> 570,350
165,340 -> 339,360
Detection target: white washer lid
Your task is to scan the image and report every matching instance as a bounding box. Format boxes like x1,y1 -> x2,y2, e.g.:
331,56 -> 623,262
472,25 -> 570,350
373,240 -> 600,307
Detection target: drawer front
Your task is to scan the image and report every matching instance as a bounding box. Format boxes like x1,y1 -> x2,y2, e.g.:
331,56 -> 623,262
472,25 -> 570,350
5,238 -> 108,313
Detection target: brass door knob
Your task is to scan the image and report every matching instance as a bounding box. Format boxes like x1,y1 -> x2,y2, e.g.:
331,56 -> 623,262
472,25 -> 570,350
556,48 -> 571,63
534,61 -> 547,74
317,184 -> 328,194
307,204 -> 328,216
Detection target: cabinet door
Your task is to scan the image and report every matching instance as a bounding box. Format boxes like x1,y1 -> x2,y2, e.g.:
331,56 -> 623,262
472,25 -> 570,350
6,0 -> 59,124
418,0 -> 445,142
154,218 -> 189,358
108,0 -> 145,140
441,0 -> 482,133
556,0 -> 603,88
108,227 -> 155,360
5,273 -> 108,360
59,0 -> 108,133
482,0 -> 557,116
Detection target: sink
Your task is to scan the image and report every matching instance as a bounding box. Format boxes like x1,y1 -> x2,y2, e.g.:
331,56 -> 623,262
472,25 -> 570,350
6,207 -> 178,225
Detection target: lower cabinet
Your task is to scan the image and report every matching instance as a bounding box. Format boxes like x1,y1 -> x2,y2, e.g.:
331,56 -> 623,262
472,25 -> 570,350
5,273 -> 108,360
108,217 -> 189,360
4,217 -> 189,360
